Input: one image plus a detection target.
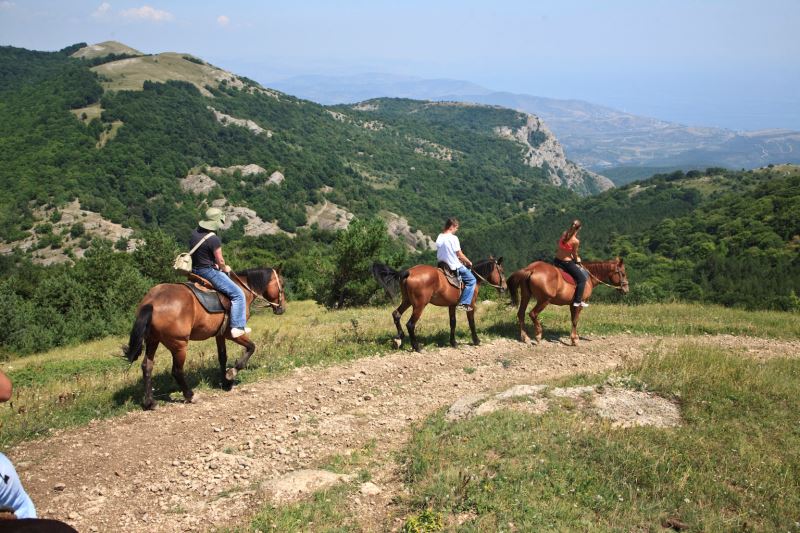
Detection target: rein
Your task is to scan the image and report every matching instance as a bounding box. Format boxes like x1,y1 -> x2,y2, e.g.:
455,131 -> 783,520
471,262 -> 504,290
584,264 -> 627,291
230,270 -> 283,309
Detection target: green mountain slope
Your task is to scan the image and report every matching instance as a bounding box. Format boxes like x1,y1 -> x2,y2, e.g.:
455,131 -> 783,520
465,166 -> 800,310
0,43 -> 587,255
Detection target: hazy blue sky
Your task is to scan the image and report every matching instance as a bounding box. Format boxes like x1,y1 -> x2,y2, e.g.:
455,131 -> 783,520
2,0 -> 799,130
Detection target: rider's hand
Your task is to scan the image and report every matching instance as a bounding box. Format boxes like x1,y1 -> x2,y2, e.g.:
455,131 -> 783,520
222,264 -> 232,273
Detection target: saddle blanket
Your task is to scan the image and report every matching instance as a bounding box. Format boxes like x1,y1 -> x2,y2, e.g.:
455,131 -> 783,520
437,262 -> 463,291
183,282 -> 227,314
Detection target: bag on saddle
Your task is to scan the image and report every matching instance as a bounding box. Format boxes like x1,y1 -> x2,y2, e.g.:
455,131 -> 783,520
173,232 -> 215,275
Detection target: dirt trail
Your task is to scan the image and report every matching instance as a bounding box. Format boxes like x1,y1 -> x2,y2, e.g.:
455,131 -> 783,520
10,334 -> 799,532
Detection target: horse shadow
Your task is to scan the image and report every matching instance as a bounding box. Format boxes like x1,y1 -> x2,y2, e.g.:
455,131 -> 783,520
483,321 -> 595,345
111,353 -> 237,408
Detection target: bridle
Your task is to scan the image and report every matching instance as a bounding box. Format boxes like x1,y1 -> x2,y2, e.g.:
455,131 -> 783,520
231,270 -> 284,309
471,259 -> 506,291
585,263 -> 628,292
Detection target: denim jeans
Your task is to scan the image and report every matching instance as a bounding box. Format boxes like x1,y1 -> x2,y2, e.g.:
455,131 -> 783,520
193,266 -> 247,328
553,259 -> 588,304
457,266 -> 476,306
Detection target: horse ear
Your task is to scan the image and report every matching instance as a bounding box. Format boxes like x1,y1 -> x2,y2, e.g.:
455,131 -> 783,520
497,256 -> 504,265
275,263 -> 283,274
617,256 -> 623,265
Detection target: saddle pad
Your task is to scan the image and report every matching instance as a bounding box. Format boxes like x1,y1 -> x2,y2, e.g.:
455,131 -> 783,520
183,283 -> 228,314
437,262 -> 463,290
560,270 -> 576,285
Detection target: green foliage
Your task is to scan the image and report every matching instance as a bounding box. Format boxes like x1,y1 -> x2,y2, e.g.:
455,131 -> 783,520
318,217 -> 407,308
467,167 -> 800,311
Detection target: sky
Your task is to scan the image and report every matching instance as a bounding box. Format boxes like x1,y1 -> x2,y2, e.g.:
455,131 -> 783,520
2,0 -> 799,130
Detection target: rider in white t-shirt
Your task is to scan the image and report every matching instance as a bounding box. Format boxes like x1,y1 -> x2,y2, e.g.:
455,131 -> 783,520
435,218 -> 476,312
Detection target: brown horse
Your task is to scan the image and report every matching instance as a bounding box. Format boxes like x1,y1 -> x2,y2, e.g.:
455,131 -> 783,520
508,259 -> 628,346
123,268 -> 285,409
372,258 -> 506,352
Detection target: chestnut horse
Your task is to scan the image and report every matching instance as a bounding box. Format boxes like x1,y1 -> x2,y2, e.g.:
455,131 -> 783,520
508,259 -> 628,346
124,268 -> 285,409
372,258 -> 506,352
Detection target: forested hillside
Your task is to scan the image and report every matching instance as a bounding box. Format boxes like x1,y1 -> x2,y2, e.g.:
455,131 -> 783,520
0,43 -> 579,251
0,42 -> 797,358
466,166 -> 800,310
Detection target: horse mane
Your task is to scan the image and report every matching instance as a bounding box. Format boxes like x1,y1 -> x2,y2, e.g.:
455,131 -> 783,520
236,267 -> 274,294
473,258 -> 496,280
583,260 -> 616,279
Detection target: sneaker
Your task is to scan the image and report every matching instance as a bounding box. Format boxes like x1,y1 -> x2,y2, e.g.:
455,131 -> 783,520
230,327 -> 252,338
573,301 -> 589,308
456,304 -> 474,312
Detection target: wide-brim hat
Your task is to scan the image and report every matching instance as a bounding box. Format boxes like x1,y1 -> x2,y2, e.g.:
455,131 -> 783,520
199,207 -> 226,231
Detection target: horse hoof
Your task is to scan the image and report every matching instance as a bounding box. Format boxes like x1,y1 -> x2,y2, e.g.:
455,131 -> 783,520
184,394 -> 196,404
225,367 -> 238,381
413,345 -> 422,353
392,338 -> 402,349
142,401 -> 156,411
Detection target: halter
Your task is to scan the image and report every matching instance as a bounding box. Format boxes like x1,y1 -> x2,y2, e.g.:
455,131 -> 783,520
231,270 -> 284,309
471,260 -> 505,290
586,264 -> 628,291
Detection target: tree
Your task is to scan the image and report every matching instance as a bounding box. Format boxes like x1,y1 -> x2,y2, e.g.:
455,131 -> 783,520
319,218 -> 406,308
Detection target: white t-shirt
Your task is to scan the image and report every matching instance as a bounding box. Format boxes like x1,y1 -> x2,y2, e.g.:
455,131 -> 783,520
436,232 -> 462,270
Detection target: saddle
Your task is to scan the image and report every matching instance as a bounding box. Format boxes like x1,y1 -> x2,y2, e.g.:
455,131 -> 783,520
437,262 -> 463,291
183,273 -> 231,314
553,263 -> 586,286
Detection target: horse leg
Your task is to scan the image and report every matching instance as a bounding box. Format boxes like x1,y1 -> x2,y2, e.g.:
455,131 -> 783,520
448,305 -> 457,347
392,301 -> 410,349
570,305 -> 583,346
530,300 -> 550,344
517,288 -> 532,343
467,308 -> 479,345
216,336 -> 233,389
168,340 -> 194,403
225,336 -> 256,381
406,305 -> 425,353
141,339 -> 158,410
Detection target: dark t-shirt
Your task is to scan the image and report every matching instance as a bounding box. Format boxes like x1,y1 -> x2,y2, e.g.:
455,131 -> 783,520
189,228 -> 222,269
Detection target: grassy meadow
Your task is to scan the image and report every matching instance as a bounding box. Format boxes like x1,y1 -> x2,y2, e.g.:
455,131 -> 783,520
400,346 -> 800,532
1,299 -> 798,449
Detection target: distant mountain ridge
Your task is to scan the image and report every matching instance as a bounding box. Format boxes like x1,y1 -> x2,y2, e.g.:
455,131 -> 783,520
270,74 -> 800,173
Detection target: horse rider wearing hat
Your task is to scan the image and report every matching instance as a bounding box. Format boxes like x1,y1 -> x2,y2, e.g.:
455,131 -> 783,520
190,208 -> 250,338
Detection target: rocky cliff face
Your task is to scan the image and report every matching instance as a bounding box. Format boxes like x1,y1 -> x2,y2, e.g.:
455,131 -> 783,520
495,114 -> 614,195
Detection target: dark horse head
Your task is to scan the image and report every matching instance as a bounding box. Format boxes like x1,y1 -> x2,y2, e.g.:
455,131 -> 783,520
236,267 -> 286,314
473,256 -> 507,293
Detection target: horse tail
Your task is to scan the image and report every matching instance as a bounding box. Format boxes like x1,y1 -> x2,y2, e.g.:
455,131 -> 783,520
507,270 -> 531,306
371,263 -> 405,299
124,304 -> 152,363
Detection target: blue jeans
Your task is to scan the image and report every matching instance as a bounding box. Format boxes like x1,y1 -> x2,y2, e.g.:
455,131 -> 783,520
193,266 -> 247,328
554,259 -> 588,304
457,266 -> 476,306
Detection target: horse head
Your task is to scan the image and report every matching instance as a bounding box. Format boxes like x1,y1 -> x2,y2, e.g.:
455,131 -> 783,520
265,267 -> 286,315
477,256 -> 507,294
236,268 -> 286,314
611,257 -> 629,295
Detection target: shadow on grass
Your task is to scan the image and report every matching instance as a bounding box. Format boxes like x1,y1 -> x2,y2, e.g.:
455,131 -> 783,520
111,356 -> 234,408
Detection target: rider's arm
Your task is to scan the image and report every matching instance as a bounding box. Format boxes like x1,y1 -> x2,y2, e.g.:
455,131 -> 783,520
457,250 -> 472,268
572,240 -> 581,263
213,246 -> 231,273
0,370 -> 12,402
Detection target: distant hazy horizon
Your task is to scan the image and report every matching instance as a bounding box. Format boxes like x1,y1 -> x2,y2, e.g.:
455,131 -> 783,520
2,0 -> 798,131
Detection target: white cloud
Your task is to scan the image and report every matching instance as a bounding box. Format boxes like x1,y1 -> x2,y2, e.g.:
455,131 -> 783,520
0,1 -> 16,9
121,5 -> 174,22
91,2 -> 111,18
217,15 -> 230,27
